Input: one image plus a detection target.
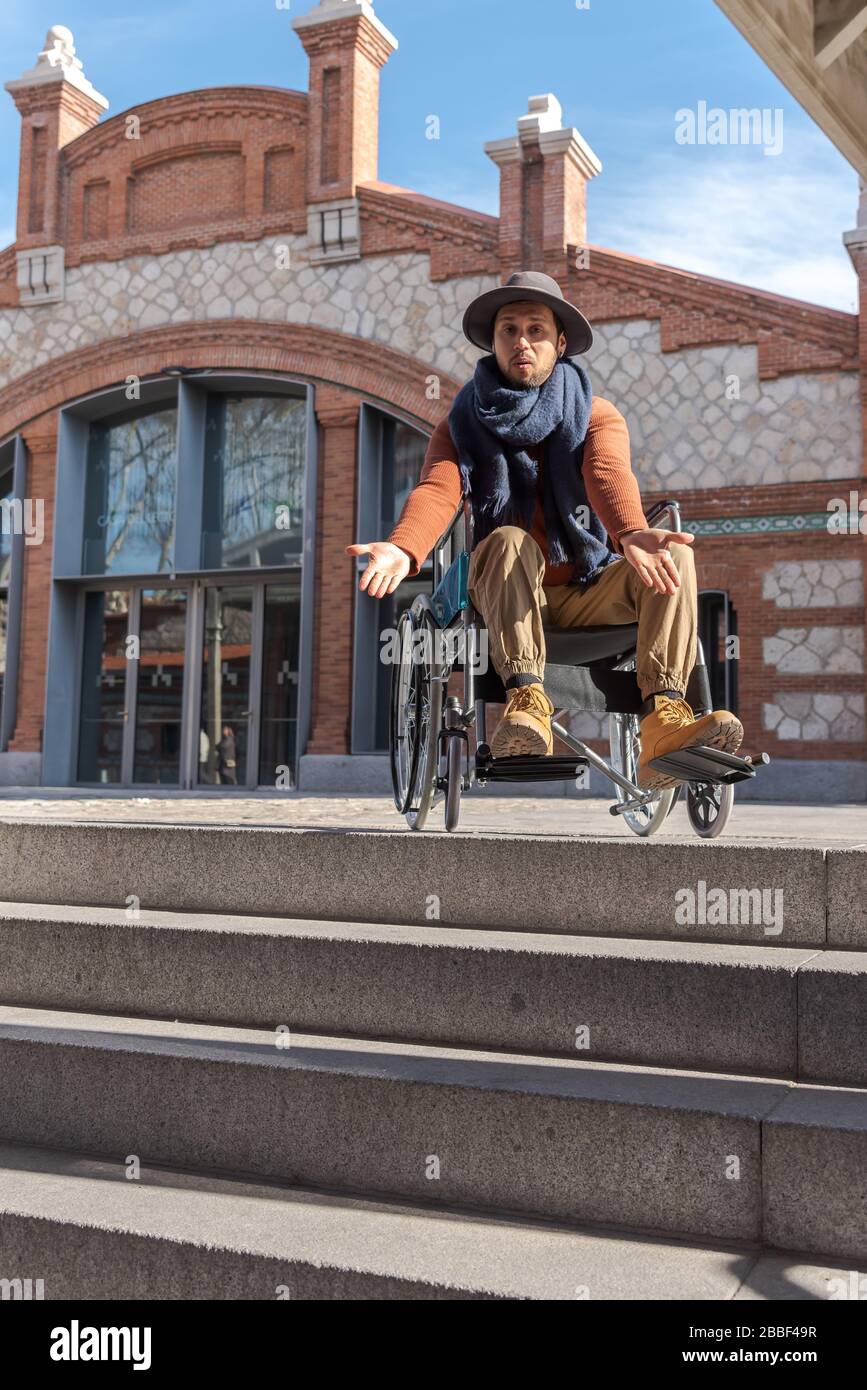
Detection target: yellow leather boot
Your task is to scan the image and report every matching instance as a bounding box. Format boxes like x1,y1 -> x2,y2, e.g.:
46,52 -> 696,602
639,695 -> 743,789
490,682 -> 555,758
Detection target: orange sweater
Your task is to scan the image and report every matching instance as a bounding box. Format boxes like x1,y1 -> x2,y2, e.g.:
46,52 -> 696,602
387,394 -> 648,586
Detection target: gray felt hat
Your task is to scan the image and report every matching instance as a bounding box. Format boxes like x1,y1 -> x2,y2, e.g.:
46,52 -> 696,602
461,269 -> 593,356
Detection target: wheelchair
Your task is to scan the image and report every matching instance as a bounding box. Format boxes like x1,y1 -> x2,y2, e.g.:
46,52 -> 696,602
389,497 -> 769,836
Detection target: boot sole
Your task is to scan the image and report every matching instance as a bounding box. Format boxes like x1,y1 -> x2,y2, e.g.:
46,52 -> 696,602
490,723 -> 553,759
638,715 -> 744,790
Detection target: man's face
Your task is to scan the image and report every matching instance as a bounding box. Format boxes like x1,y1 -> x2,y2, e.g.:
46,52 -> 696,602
492,301 -> 566,388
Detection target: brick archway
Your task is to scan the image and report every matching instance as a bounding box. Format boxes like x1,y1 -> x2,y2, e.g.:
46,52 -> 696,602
0,318 -> 464,441
3,321 -> 464,763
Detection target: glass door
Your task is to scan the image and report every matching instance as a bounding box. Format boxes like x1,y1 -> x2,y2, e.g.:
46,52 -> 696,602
195,584 -> 256,787
77,587 -> 189,786
76,590 -> 131,784
258,578 -> 301,786
76,576 -> 302,789
131,588 -> 188,784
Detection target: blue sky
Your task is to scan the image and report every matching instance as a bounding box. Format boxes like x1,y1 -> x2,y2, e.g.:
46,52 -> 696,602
0,0 -> 860,311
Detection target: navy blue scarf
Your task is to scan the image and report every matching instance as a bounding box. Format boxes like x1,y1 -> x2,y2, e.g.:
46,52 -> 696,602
448,354 -> 617,590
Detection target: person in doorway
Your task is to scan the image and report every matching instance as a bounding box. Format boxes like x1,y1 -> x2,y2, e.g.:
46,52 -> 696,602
216,724 -> 237,785
346,270 -> 743,788
199,725 -> 212,785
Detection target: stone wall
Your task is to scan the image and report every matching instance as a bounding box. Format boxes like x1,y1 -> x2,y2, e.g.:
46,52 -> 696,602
0,244 -> 859,503
592,323 -> 861,491
762,558 -> 863,608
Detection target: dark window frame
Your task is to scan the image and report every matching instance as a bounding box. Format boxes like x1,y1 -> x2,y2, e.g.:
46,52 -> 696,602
351,403 -> 432,754
0,436 -> 27,752
42,373 -> 318,787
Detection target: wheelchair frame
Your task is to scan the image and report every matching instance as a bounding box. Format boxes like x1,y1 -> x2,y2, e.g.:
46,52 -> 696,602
388,496 -> 768,835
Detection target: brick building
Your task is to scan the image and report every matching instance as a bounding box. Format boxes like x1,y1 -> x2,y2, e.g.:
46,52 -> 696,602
0,0 -> 864,799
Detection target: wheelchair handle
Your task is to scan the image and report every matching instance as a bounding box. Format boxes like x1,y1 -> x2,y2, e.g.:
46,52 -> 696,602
644,498 -> 682,533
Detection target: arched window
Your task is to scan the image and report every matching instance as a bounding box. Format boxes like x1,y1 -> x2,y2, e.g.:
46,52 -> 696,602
44,375 -> 316,789
82,402 -> 177,575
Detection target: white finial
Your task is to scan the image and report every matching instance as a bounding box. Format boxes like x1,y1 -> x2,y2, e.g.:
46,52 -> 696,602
38,25 -> 82,72
4,24 -> 108,106
5,24 -> 108,104
518,94 -> 564,137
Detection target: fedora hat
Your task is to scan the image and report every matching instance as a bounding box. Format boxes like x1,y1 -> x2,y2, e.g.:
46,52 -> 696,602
461,270 -> 593,356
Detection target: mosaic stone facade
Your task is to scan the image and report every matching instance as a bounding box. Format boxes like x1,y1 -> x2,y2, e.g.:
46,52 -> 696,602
0,253 -> 859,496
0,242 -> 487,392
762,558 -> 864,609
587,324 -> 860,491
763,692 -> 865,742
763,626 -> 864,674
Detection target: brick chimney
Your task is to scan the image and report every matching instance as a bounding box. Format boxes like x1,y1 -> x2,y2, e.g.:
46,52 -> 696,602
5,25 -> 107,304
484,94 -> 601,278
292,0 -> 397,264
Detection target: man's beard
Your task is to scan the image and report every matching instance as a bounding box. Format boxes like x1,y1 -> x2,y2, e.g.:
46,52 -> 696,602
505,361 -> 554,390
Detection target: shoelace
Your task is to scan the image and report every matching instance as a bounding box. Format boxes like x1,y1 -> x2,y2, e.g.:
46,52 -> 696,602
654,697 -> 695,726
507,685 -> 552,715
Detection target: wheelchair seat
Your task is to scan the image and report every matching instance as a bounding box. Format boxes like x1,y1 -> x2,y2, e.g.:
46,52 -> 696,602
543,623 -> 638,666
467,620 -> 646,713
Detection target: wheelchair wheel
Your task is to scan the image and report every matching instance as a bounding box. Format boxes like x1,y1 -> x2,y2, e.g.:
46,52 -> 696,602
609,711 -> 676,837
686,780 -> 734,839
389,601 -> 443,830
443,728 -> 464,832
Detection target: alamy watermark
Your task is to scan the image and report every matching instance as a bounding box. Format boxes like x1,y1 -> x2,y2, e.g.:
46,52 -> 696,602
1,1276 -> 44,1300
827,491 -> 867,535
380,624 -> 489,673
675,880 -> 784,936
50,1322 -> 151,1370
675,101 -> 784,157
0,496 -> 44,546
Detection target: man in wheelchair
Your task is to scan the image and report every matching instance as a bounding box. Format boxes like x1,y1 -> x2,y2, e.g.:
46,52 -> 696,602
347,269 -> 743,791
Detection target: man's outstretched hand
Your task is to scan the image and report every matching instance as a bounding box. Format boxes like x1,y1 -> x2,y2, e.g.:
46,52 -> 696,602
345,540 -> 412,599
619,527 -> 695,595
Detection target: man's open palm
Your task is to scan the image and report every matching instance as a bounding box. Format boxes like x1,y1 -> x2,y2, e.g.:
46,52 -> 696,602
620,527 -> 695,595
346,540 -> 411,599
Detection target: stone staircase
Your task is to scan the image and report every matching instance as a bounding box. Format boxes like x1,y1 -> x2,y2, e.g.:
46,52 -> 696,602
0,820 -> 864,1300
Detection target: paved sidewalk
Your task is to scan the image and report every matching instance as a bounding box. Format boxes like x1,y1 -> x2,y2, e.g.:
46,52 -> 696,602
0,789 -> 863,844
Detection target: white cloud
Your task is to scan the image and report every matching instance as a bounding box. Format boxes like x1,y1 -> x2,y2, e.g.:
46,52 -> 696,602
590,131 -> 859,313
414,126 -> 859,313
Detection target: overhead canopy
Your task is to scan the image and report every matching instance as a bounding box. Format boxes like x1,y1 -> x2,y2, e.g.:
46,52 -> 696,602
714,0 -> 867,181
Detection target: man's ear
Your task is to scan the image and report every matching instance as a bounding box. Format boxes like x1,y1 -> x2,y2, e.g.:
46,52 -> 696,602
558,332 -> 567,358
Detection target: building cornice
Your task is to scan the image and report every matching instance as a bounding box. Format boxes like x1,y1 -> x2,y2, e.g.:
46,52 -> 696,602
60,86 -> 308,170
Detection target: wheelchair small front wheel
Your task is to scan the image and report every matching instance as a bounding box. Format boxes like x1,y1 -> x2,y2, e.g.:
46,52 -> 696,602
686,780 -> 734,838
443,730 -> 463,832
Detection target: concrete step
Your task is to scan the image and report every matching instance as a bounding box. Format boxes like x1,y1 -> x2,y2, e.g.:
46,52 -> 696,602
0,818 -> 858,946
1,903 -> 864,1085
3,1141 -> 864,1301
0,1006 -> 864,1260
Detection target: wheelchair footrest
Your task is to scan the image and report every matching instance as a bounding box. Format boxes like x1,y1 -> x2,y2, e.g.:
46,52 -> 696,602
648,746 -> 770,785
475,747 -> 586,783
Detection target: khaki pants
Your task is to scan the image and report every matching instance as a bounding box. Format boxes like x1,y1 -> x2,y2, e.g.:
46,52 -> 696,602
467,526 -> 697,700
